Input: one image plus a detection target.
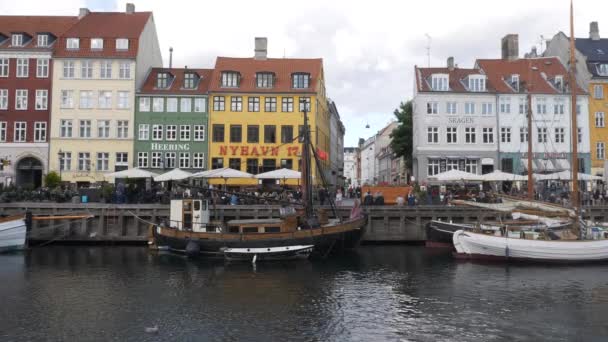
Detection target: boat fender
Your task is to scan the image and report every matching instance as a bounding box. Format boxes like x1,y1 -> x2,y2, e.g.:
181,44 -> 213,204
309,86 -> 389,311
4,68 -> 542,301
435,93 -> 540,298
185,241 -> 200,257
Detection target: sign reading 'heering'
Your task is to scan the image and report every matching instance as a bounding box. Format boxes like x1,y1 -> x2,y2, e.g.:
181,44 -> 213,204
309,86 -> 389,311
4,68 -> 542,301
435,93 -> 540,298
151,143 -> 191,151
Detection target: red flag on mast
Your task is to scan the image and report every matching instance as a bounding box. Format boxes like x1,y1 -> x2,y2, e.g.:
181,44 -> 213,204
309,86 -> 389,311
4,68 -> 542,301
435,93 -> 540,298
316,148 -> 328,161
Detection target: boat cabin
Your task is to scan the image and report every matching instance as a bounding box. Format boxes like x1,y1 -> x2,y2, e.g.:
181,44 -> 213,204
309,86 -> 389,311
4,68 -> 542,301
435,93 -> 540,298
170,199 -> 210,232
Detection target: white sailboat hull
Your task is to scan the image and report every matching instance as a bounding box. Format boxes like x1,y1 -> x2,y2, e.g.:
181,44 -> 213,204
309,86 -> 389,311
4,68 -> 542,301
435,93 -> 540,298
0,217 -> 27,252
453,230 -> 608,262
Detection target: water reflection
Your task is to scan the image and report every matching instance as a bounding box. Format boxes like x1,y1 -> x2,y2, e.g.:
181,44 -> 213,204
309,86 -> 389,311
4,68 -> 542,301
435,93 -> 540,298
0,246 -> 607,341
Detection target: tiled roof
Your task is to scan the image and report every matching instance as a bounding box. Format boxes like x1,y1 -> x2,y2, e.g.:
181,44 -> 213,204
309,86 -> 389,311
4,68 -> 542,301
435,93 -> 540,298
209,57 -> 323,93
0,16 -> 78,50
54,12 -> 151,58
415,66 -> 493,92
575,38 -> 608,62
139,68 -> 213,95
477,57 -> 586,94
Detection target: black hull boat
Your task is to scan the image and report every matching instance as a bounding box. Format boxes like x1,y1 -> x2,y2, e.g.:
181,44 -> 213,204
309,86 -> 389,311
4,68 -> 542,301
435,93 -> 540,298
425,221 -> 475,249
223,245 -> 314,262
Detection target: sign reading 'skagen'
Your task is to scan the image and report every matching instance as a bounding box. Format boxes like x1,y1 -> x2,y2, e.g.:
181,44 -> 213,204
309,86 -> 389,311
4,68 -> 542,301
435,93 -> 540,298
447,117 -> 474,125
151,143 -> 191,151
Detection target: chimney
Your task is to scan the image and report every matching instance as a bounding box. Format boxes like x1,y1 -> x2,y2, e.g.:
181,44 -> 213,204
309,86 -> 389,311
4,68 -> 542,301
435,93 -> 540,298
501,34 -> 519,60
447,56 -> 455,70
78,8 -> 90,19
126,3 -> 135,14
254,37 -> 267,60
169,47 -> 173,68
590,21 -> 600,40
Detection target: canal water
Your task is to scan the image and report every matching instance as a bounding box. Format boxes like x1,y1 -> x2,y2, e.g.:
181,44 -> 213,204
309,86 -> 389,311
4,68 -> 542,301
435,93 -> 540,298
1,246 -> 607,342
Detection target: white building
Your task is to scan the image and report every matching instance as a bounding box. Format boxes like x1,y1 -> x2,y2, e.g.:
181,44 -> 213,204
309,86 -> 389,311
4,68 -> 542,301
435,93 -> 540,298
359,135 -> 376,185
375,121 -> 398,184
343,147 -> 358,187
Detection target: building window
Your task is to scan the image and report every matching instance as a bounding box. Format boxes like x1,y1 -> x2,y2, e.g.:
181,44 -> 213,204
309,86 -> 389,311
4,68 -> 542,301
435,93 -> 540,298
446,127 -> 457,143
427,102 -> 438,114
35,90 -> 48,110
501,127 -> 511,143
78,152 -> 91,171
256,72 -> 274,88
194,125 -> 205,141
97,120 -> 110,138
427,159 -> 440,176
119,62 -> 131,79
264,97 -> 277,112
248,97 -> 260,112
536,98 -> 547,114
554,98 -> 565,114
465,127 -> 476,144
34,122 -> 46,142
464,102 -> 475,115
67,38 -> 79,49
165,152 -> 176,169
60,119 -> 73,138
482,128 -> 494,144
63,61 -> 75,78
179,153 -> 190,168
138,124 -> 149,140
138,97 -> 150,112
59,152 -> 71,171
116,152 -> 128,167
537,127 -> 547,143
446,102 -> 457,114
61,90 -> 74,108
212,124 -> 225,142
247,125 -> 259,143
281,159 -> 293,170
0,89 -> 7,109
180,125 -> 190,141
116,38 -> 129,50
465,159 -> 478,174
166,125 -> 177,140
96,152 -> 109,171
180,98 -> 192,112
117,120 -> 128,138
518,98 -> 528,114
481,103 -> 493,115
79,120 -> 91,138
36,59 -> 49,78
499,98 -> 510,114
152,98 -> 164,112
596,112 -> 605,128
282,97 -> 294,112
281,125 -> 293,143
599,65 -> 608,76
264,125 -> 276,143
100,61 -> 112,79
231,96 -> 242,111
137,152 -> 148,168
446,159 -> 458,171
152,124 -> 163,140
468,76 -> 486,92
431,75 -> 448,91
594,85 -> 604,99
213,96 -> 225,111
193,153 -> 205,169
229,158 -> 241,170
166,98 -> 178,112
151,152 -> 162,168
597,142 -> 605,160
292,73 -> 310,88
555,127 -> 565,143
156,72 -> 169,88
246,159 -> 259,174
578,127 -> 582,144
520,127 -> 528,143
117,91 -> 129,109
262,159 -> 276,172
194,98 -> 206,112
183,73 -> 196,89
13,122 -> 26,142
299,97 -> 311,112
0,58 -> 7,77
221,72 -> 240,87
81,60 -> 93,78
16,58 -> 28,78
427,127 -> 439,144
15,89 -> 28,110
90,38 -> 103,50
98,91 -> 112,109
212,158 -> 224,169
230,125 -> 242,143
0,122 -> 5,142
12,34 -> 23,46
79,90 -> 93,109
37,34 -> 48,47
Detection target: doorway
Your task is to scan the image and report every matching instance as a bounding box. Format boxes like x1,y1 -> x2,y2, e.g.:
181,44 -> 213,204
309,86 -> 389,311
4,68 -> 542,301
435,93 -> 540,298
16,157 -> 43,188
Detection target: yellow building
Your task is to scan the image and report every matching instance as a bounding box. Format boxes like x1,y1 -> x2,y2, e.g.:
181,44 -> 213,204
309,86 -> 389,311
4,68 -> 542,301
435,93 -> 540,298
48,6 -> 161,185
207,38 -> 331,186
590,82 -> 608,175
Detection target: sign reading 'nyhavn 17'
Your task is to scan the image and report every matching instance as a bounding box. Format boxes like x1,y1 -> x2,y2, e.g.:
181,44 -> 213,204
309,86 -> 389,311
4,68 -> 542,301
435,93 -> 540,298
151,143 -> 191,151
218,145 -> 300,157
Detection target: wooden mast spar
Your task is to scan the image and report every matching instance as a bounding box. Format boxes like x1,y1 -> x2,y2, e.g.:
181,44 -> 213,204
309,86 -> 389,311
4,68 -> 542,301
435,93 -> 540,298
568,0 -> 580,232
300,99 -> 314,219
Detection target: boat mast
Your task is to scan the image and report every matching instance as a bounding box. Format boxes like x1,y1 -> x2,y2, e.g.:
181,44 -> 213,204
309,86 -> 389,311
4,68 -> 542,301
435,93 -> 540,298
527,88 -> 533,200
568,0 -> 580,222
300,100 -> 314,218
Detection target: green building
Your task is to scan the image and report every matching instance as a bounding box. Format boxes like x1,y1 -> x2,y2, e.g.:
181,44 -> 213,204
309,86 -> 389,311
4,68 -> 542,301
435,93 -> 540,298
135,68 -> 212,173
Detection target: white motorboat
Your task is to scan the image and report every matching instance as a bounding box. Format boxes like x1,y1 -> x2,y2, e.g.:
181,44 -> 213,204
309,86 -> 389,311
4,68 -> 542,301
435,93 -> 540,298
0,216 -> 27,253
223,245 -> 314,262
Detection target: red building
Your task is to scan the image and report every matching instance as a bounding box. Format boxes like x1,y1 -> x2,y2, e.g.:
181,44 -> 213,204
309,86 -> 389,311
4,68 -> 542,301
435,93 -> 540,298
0,16 -> 77,187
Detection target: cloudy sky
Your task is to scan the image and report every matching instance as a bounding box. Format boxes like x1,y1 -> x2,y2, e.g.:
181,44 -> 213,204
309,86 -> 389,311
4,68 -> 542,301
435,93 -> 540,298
2,0 -> 607,146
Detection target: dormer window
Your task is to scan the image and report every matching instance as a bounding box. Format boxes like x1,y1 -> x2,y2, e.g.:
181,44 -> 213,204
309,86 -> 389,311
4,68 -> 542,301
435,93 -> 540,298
292,73 -> 310,89
37,34 -> 48,47
468,75 -> 486,92
510,74 -> 520,92
256,72 -> 274,88
116,38 -> 129,50
91,38 -> 103,50
431,74 -> 448,91
598,64 -> 608,76
554,75 -> 564,91
221,71 -> 240,88
67,38 -> 79,49
183,72 -> 198,89
157,72 -> 170,88
12,34 -> 23,47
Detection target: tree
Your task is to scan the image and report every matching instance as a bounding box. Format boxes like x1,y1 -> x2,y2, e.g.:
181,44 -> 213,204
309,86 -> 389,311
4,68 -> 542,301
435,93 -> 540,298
389,100 -> 413,169
44,171 -> 62,189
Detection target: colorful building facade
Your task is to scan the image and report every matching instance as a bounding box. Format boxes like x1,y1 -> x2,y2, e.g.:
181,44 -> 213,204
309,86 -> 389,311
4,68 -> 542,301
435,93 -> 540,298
135,68 -> 211,173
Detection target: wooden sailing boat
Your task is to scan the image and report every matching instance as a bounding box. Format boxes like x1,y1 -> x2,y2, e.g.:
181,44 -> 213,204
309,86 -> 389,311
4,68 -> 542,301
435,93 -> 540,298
452,0 -> 608,262
149,101 -> 366,259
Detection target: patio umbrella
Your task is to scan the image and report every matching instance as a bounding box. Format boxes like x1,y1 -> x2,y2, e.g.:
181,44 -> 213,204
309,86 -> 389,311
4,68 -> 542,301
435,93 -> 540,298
105,168 -> 159,179
536,170 -> 603,181
154,168 -> 192,182
480,170 -> 528,182
428,169 -> 484,182
254,168 -> 301,179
